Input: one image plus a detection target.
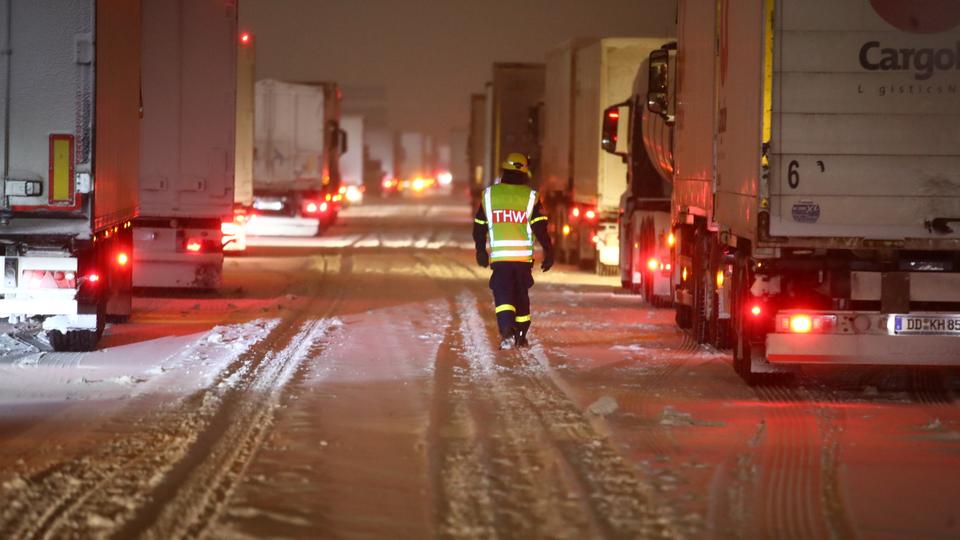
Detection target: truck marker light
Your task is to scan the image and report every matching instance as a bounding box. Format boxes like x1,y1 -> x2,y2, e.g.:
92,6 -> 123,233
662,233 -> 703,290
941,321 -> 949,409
240,32 -> 251,44
562,224 -> 571,236
608,111 -> 619,119
665,263 -> 672,271
716,269 -> 725,289
116,252 -> 129,266
667,232 -> 675,247
681,267 -> 688,281
647,258 -> 659,271
571,207 -> 580,219
750,304 -> 762,317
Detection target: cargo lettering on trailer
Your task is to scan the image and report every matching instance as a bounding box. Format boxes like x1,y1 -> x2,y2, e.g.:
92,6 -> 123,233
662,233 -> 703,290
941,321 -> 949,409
858,41 -> 960,80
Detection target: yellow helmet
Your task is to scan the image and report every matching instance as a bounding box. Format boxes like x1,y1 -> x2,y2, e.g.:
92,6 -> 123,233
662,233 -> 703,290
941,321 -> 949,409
501,152 -> 530,175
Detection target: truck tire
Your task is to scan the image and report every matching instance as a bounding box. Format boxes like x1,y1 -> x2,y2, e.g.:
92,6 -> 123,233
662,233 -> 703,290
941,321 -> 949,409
707,240 -> 733,349
691,231 -> 713,344
731,250 -> 783,386
49,329 -> 99,352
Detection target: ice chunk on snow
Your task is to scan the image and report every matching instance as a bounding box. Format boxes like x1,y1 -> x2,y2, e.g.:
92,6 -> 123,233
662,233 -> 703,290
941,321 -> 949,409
587,395 -> 619,416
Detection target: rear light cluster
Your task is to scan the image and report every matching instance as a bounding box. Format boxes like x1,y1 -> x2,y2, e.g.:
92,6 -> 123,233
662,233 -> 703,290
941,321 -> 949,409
776,313 -> 837,334
301,199 -> 330,216
569,207 -> 598,222
22,270 -> 77,289
182,237 -> 219,254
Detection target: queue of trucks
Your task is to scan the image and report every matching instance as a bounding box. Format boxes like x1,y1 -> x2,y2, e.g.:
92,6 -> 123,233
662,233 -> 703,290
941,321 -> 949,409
0,0 -> 359,351
470,0 -> 960,381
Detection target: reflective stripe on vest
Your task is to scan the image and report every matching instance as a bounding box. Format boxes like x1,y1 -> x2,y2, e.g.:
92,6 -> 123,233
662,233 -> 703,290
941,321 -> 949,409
483,184 -> 537,262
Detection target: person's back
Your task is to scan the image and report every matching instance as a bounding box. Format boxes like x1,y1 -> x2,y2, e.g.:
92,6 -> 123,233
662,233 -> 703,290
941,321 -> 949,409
473,153 -> 554,349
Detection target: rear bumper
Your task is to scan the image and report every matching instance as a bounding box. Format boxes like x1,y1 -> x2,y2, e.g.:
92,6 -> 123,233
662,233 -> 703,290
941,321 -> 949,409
133,254 -> 222,288
0,297 -> 77,317
246,215 -> 320,237
767,333 -> 960,366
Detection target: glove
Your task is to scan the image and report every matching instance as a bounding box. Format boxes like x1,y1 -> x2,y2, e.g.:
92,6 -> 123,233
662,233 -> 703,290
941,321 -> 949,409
541,250 -> 554,272
476,250 -> 489,268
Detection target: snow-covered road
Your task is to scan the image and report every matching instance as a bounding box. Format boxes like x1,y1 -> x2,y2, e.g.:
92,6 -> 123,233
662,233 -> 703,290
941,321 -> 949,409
1,196 -> 958,538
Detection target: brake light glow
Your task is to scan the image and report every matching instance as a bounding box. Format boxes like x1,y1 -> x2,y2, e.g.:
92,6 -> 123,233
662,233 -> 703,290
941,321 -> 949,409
667,232 -> 675,248
87,273 -> 100,284
571,207 -> 580,219
716,269 -> 724,289
777,313 -> 837,334
186,240 -> 202,252
585,209 -> 597,221
562,224 -> 571,236
116,252 -> 129,266
647,258 -> 659,271
681,267 -> 688,281
608,111 -> 619,119
306,202 -> 319,213
750,304 -> 762,317
240,32 -> 251,44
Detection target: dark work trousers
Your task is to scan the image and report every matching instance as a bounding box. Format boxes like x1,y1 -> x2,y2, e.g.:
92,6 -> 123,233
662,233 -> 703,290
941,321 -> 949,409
489,261 -> 534,338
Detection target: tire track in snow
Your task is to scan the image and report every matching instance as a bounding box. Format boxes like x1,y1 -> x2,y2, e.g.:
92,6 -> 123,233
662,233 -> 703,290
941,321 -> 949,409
129,317 -> 342,539
457,289 -> 676,538
0,318 -> 280,540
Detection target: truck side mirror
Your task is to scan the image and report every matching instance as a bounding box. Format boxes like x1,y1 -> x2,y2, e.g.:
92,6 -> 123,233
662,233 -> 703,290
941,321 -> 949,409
647,49 -> 671,121
601,103 -> 629,160
339,128 -> 348,156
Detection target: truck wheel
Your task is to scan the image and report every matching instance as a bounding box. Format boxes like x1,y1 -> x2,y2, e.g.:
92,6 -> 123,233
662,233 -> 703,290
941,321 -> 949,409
691,232 -> 713,344
731,250 -> 783,385
49,330 -> 99,352
707,240 -> 732,349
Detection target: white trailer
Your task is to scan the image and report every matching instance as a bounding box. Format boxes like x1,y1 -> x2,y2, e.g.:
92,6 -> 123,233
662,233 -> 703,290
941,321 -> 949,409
556,39 -> 666,273
134,0 -> 237,288
647,0 -> 960,382
0,0 -> 141,350
339,115 -> 364,204
249,80 -> 343,236
223,29 -> 256,253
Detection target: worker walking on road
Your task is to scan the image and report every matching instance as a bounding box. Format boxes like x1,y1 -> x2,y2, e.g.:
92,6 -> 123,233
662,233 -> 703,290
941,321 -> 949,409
474,153 -> 554,350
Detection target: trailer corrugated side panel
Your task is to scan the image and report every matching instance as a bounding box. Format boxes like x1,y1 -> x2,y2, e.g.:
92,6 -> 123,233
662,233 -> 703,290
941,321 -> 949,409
542,43 -> 579,195
253,80 -> 327,190
139,0 -> 236,219
672,0 -> 717,223
94,0 -> 141,231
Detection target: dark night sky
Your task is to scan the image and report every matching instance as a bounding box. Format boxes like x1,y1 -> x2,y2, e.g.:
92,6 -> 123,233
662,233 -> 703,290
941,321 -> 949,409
239,0 -> 676,139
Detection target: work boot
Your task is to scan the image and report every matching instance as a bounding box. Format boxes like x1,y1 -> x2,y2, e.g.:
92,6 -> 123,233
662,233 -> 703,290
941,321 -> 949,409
499,335 -> 515,350
514,327 -> 529,348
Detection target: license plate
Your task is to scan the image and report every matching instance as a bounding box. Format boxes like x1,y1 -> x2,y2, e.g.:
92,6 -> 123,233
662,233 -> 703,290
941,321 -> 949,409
893,315 -> 960,335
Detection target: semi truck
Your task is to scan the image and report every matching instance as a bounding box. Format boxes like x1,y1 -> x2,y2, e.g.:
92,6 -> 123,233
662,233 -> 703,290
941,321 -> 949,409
134,0 -> 237,288
467,93 -> 487,207
249,80 -> 344,236
600,43 -> 675,304
223,29 -> 256,254
485,63 -> 544,190
645,0 -> 960,382
339,115 -> 364,204
541,39 -> 664,273
0,0 -> 140,351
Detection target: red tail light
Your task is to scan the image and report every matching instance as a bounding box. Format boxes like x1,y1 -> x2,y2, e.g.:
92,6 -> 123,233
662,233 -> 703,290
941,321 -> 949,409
570,207 -> 581,219
240,32 -> 252,44
585,209 -> 597,221
185,240 -> 202,253
116,252 -> 129,266
22,270 -> 77,289
302,200 -> 328,216
777,313 -> 837,334
647,258 -> 659,271
750,304 -> 763,317
87,273 -> 100,284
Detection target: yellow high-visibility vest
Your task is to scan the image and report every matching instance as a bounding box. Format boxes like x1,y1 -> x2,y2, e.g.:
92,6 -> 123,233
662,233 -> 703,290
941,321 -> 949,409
482,183 -> 537,263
